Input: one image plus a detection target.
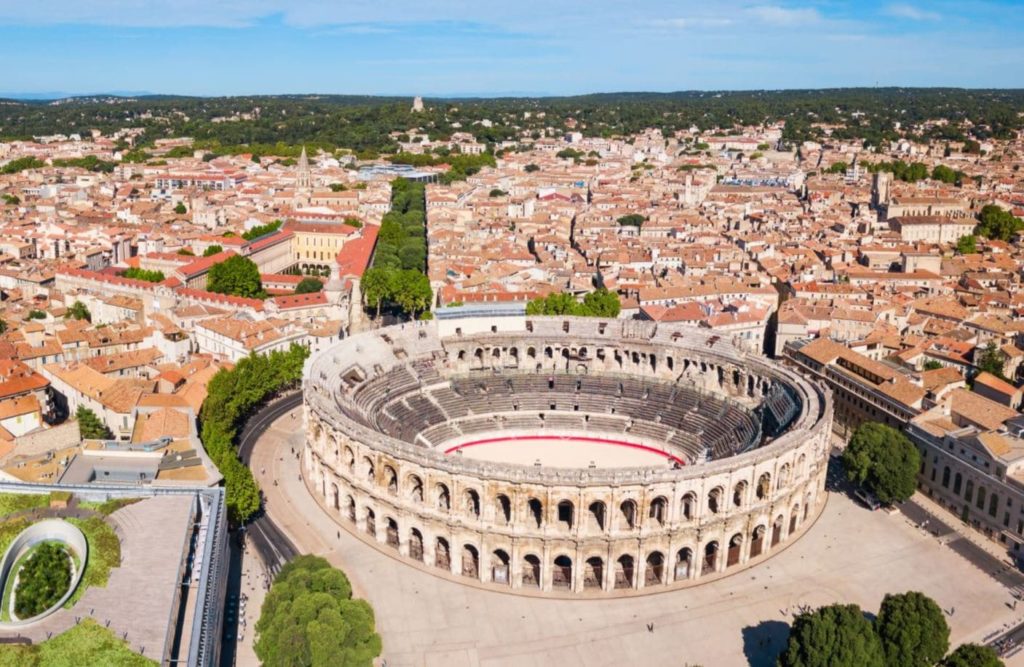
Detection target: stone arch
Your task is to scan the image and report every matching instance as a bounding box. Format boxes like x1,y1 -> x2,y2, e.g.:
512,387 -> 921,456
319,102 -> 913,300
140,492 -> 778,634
365,507 -> 376,537
495,494 -> 512,525
588,500 -> 606,532
727,532 -> 743,567
557,500 -> 575,530
789,504 -> 801,534
645,551 -> 665,586
436,483 -> 451,511
491,549 -> 511,585
552,555 -> 573,590
344,446 -> 355,472
681,492 -> 697,520
385,517 -> 399,548
648,496 -> 668,525
732,480 -> 748,508
362,456 -> 375,483
584,556 -> 604,590
702,541 -> 719,575
707,487 -> 724,514
345,495 -> 356,522
462,544 -> 480,578
435,537 -> 451,570
408,474 -> 424,503
675,547 -> 693,581
750,524 -> 766,558
331,482 -> 340,510
383,465 -> 398,495
619,499 -> 638,529
777,463 -> 791,490
522,554 -> 541,588
527,498 -> 543,528
409,528 -> 424,561
756,473 -> 771,501
771,514 -> 784,546
464,488 -> 481,517
615,554 -> 635,589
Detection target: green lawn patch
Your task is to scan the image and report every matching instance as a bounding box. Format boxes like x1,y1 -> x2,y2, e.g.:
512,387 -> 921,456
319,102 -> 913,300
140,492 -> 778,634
0,618 -> 156,666
64,517 -> 121,607
76,497 -> 142,516
0,493 -> 49,516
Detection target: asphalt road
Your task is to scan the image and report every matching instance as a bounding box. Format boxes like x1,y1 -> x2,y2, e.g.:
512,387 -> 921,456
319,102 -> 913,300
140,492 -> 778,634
236,392 -> 303,575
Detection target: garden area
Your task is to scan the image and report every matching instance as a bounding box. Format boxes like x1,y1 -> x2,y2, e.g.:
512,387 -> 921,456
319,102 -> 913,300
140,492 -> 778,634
0,619 -> 155,667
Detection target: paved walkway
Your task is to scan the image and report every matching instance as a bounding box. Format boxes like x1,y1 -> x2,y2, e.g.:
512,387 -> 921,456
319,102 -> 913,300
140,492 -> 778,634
232,538 -> 269,667
254,406 -> 1024,667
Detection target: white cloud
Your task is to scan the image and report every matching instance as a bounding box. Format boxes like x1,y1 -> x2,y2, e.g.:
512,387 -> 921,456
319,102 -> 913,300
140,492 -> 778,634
639,17 -> 735,30
883,3 -> 941,21
746,5 -> 821,26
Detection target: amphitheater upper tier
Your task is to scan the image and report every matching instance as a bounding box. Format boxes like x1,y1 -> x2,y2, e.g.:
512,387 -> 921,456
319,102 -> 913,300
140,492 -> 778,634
302,316 -> 833,596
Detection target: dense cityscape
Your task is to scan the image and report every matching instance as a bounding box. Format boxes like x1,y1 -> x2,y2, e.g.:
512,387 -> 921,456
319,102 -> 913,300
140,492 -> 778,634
0,78 -> 1024,667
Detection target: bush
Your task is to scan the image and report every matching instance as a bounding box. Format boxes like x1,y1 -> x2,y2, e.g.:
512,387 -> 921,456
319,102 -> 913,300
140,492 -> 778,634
76,405 -> 112,440
14,542 -> 72,618
121,267 -> 165,283
255,555 -> 381,667
295,278 -> 323,294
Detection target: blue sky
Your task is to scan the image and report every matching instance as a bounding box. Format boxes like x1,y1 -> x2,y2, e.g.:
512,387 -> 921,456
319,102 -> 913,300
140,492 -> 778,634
1,1 -> 1023,96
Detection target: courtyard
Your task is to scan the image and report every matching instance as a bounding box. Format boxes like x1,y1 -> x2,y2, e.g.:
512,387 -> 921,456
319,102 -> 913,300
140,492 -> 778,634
252,406 -> 1024,667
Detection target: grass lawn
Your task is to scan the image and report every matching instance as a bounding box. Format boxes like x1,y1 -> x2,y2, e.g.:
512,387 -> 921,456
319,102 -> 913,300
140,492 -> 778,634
64,516 -> 121,608
0,618 -> 157,667
75,497 -> 142,516
0,493 -> 49,517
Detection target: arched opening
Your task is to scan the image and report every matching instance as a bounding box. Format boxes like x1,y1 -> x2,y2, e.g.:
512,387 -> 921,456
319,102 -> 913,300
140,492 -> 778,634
620,499 -> 638,529
771,515 -> 784,546
584,556 -> 604,589
708,487 -> 723,514
675,548 -> 692,581
465,489 -> 481,517
527,346 -> 536,359
386,517 -> 399,548
789,505 -> 800,534
648,496 -> 667,526
365,508 -> 376,537
491,549 -> 510,585
437,484 -> 451,511
409,475 -> 424,503
645,552 -> 665,586
363,456 -> 375,482
732,481 -> 747,508
384,466 -> 398,495
727,533 -> 743,567
527,498 -> 543,528
953,472 -> 963,495
681,493 -> 696,520
777,463 -> 791,489
615,554 -> 635,589
588,501 -> 606,532
346,495 -> 356,522
461,545 -> 480,579
976,486 -> 986,510
553,555 -> 573,590
344,447 -> 355,472
750,525 -> 766,558
522,555 -> 541,588
332,483 -> 340,510
702,542 -> 719,575
496,494 -> 512,525
409,528 -> 424,561
557,500 -> 575,530
756,473 -> 771,501
942,466 -> 951,488
435,537 -> 450,570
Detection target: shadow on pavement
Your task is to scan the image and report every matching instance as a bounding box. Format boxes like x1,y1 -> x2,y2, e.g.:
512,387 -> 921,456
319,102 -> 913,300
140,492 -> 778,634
741,619 -> 789,667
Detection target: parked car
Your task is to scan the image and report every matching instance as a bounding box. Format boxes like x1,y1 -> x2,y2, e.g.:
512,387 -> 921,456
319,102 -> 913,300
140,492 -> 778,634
854,488 -> 881,511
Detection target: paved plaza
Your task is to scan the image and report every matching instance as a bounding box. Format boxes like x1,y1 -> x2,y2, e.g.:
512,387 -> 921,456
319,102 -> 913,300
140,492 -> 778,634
254,407 -> 1024,667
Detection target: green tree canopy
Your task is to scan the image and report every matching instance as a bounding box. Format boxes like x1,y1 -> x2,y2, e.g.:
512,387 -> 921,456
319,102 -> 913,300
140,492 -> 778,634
875,591 -> 949,667
617,214 -> 646,228
203,245 -> 223,257
243,220 -> 283,240
778,603 -> 884,667
14,542 -> 72,618
76,405 -> 112,440
173,202 -> 187,215
255,555 -> 381,667
940,643 -> 1004,667
207,255 -> 264,299
955,235 -> 977,255
526,289 -> 621,318
976,204 -> 1024,242
295,277 -> 323,294
975,341 -> 1008,380
841,422 -> 921,505
121,267 -> 165,283
66,301 -> 91,322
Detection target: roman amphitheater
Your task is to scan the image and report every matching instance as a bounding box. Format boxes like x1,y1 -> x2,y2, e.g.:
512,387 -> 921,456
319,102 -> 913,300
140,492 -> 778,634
302,314 -> 833,596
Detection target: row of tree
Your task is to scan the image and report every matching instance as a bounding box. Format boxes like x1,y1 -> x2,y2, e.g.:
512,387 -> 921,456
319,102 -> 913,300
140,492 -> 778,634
361,268 -> 432,320
120,267 -> 165,283
242,220 -> 283,241
779,591 -> 1002,667
199,344 -> 309,523
255,555 -> 381,666
525,289 -> 622,318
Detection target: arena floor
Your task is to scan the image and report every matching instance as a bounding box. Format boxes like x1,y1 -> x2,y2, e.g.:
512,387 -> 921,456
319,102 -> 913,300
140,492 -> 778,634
442,434 -> 682,468
253,406 -> 1024,667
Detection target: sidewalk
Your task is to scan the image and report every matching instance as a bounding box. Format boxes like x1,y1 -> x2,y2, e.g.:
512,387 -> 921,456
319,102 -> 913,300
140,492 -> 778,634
910,490 -> 1017,567
234,538 -> 270,667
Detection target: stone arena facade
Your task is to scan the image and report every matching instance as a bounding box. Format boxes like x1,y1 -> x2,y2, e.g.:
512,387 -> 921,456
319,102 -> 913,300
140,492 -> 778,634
302,317 -> 833,596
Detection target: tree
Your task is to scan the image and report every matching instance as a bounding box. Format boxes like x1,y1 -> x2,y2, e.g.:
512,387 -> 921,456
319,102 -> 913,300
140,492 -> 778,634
875,592 -> 949,667
173,202 -> 187,215
617,214 -> 646,228
121,267 -> 165,282
2,193 -> 19,205
976,205 -> 1023,242
526,290 -> 621,318
778,603 -> 884,667
76,405 -> 112,440
14,542 -> 72,618
255,555 -> 381,667
66,301 -> 91,322
922,359 -> 944,371
207,255 -> 264,299
524,163 -> 540,173
582,288 -> 621,318
940,643 -> 1004,667
295,278 -> 323,294
203,245 -> 223,257
242,220 -> 283,241
842,422 -> 921,505
391,269 -> 432,319
0,318 -> 6,334
177,248 -> 195,256
931,164 -> 960,184
361,267 -> 390,320
955,235 -> 977,255
975,341 -> 1008,380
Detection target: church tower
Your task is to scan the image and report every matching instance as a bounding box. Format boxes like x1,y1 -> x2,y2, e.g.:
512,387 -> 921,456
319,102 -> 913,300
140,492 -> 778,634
296,146 -> 312,191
